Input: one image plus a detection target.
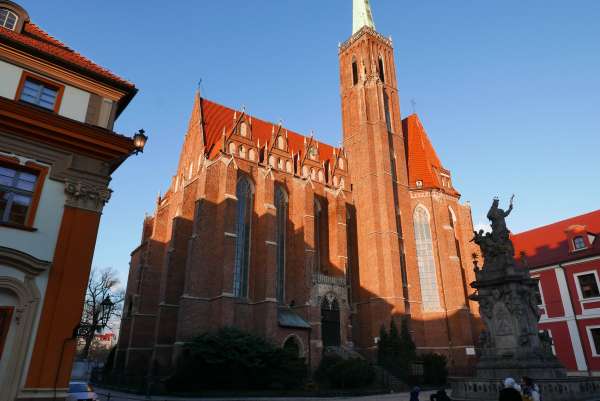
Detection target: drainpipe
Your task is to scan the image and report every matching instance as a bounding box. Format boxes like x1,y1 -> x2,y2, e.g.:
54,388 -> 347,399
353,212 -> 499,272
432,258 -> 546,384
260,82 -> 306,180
557,263 -> 591,376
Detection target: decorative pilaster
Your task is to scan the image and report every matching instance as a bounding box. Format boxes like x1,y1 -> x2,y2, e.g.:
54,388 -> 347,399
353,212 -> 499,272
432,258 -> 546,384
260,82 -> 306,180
64,180 -> 112,213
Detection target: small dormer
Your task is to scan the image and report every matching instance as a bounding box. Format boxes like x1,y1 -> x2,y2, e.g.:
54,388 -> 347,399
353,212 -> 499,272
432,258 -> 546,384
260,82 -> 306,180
0,1 -> 29,33
565,224 -> 595,252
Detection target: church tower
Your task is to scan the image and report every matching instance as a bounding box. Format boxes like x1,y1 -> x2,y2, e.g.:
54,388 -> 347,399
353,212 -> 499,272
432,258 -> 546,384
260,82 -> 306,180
340,0 -> 415,351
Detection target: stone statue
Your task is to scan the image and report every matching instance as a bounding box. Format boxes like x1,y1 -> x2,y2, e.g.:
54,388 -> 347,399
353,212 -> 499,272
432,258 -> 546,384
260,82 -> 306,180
487,194 -> 514,241
453,195 -> 600,401
471,196 -> 517,271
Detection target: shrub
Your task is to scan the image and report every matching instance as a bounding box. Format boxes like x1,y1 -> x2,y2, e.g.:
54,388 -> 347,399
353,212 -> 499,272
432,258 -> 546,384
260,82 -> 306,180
315,355 -> 375,389
377,318 -> 416,381
421,353 -> 448,385
166,327 -> 307,391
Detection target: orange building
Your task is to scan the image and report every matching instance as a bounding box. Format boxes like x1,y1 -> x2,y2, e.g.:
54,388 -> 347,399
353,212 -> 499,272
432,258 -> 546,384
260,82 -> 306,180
116,0 -> 479,380
0,1 -> 141,400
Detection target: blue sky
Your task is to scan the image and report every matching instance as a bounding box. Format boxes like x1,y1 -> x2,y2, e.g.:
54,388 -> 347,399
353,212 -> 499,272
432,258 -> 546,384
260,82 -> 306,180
20,1 -> 600,283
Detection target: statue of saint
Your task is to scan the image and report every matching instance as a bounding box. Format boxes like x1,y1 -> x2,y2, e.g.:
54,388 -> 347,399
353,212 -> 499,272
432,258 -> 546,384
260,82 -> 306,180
487,195 -> 514,241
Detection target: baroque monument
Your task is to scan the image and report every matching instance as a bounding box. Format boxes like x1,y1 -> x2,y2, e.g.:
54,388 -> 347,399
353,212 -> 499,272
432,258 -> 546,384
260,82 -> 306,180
452,197 -> 600,401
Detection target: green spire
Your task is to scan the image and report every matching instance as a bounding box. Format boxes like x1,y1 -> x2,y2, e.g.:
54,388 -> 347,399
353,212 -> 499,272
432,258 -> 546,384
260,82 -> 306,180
353,0 -> 376,34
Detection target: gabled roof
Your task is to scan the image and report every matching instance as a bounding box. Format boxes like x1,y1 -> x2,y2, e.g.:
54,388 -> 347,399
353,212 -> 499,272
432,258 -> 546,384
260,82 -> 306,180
200,97 -> 337,163
0,20 -> 136,115
403,114 -> 459,196
512,209 -> 600,269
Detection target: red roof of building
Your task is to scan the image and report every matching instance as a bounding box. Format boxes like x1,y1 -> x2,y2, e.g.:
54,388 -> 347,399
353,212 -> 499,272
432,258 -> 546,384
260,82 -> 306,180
403,114 -> 459,196
512,209 -> 600,269
201,97 -> 337,162
0,23 -> 135,90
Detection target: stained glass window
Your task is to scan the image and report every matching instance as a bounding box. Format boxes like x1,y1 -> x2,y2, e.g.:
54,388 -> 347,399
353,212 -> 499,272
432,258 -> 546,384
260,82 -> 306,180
413,206 -> 441,311
275,186 -> 287,303
233,177 -> 253,297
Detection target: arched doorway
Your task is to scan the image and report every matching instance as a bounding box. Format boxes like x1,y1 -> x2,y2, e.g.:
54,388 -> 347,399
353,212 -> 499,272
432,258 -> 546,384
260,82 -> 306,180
321,295 -> 341,347
283,335 -> 302,358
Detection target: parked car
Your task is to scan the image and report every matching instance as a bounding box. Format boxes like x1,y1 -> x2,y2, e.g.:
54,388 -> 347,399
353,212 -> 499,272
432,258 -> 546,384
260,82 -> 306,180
67,382 -> 98,401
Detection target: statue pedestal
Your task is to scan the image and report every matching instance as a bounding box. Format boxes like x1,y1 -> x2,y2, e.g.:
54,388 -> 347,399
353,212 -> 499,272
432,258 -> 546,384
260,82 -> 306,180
450,258 -> 600,400
470,265 -> 565,380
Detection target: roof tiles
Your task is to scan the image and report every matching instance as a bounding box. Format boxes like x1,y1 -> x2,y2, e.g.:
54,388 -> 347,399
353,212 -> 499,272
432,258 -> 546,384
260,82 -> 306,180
512,209 -> 600,268
0,22 -> 135,89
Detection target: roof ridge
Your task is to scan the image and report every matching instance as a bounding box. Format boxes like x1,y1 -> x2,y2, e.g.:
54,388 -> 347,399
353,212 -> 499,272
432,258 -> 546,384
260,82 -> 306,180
514,209 -> 600,236
201,97 -> 339,152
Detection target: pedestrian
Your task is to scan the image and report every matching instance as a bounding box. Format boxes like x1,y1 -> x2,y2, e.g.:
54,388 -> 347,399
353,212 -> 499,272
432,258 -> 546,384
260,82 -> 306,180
430,389 -> 453,401
521,376 -> 540,401
410,386 -> 421,401
499,377 -> 523,401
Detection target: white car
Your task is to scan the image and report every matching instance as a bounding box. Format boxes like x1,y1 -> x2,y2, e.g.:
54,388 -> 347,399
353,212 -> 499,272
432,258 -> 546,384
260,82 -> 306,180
67,382 -> 99,401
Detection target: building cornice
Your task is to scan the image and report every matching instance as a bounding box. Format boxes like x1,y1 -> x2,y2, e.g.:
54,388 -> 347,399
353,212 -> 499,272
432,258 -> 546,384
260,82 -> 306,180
0,96 -> 135,161
339,26 -> 393,53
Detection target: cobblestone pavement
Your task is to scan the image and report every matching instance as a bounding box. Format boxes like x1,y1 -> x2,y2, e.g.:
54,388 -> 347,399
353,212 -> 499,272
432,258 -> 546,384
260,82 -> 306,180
95,387 -> 439,401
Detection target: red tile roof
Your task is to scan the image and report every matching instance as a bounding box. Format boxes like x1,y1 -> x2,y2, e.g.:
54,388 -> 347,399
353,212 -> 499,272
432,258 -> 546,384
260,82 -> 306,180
403,114 -> 459,196
0,22 -> 135,90
201,97 -> 337,162
512,209 -> 600,269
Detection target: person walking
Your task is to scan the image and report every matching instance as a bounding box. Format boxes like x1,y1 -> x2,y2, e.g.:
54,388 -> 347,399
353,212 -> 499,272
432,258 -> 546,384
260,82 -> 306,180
521,376 -> 541,401
499,377 -> 523,401
430,389 -> 453,401
410,386 -> 421,401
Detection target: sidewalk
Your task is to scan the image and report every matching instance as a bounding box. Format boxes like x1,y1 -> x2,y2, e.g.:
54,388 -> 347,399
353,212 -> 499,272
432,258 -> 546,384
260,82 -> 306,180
95,387 -> 438,401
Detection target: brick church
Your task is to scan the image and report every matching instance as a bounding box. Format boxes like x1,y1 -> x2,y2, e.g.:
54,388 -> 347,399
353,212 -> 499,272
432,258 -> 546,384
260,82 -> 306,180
116,0 -> 481,376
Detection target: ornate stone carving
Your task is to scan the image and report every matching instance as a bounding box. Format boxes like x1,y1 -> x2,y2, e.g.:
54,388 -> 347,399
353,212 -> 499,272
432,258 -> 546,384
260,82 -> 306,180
468,197 -> 566,380
64,180 -> 112,212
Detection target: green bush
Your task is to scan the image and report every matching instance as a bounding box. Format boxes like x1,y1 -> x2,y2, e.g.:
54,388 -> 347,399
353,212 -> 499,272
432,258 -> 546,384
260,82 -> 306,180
166,327 -> 307,391
315,355 -> 375,389
377,318 -> 416,381
421,353 -> 448,385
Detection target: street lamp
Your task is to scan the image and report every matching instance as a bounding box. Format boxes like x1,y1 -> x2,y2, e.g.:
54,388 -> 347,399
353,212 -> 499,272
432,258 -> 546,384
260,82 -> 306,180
72,295 -> 114,338
132,129 -> 148,155
99,296 -> 114,328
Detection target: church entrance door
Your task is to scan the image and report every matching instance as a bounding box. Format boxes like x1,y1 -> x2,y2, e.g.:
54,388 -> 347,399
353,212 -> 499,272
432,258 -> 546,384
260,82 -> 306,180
321,295 -> 341,347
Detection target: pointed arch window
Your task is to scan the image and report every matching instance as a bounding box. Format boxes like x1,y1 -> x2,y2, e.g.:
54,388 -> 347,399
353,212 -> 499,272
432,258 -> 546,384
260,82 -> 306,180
378,57 -> 385,83
314,199 -> 322,272
413,206 -> 441,311
352,58 -> 358,86
233,177 -> 253,297
275,186 -> 288,303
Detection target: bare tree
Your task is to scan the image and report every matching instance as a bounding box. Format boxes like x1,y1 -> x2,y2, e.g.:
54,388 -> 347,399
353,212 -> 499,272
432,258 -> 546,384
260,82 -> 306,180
80,267 -> 124,359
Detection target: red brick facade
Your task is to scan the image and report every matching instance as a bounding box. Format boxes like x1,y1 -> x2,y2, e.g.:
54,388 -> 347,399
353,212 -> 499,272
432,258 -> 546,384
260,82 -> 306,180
116,24 -> 479,378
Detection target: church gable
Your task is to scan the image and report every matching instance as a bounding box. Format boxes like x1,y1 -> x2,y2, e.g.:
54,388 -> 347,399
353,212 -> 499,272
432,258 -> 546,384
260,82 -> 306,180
403,114 -> 459,196
199,97 -> 342,187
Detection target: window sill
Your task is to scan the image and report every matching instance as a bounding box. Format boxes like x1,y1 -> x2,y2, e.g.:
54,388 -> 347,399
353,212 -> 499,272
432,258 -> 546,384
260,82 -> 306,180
581,297 -> 600,304
0,222 -> 37,232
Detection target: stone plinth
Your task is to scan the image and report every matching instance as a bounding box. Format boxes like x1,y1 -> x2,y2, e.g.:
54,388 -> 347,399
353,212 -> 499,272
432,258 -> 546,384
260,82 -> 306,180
451,377 -> 600,401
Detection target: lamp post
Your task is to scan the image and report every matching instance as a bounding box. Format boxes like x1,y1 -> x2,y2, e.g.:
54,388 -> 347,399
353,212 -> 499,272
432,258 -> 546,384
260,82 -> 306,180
72,295 -> 114,339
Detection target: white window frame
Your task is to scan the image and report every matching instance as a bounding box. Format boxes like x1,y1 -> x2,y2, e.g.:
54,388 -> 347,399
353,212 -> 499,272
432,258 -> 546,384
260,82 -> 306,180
573,236 -> 587,251
539,328 -> 557,356
574,270 -> 600,303
532,275 -> 547,318
585,325 -> 600,357
0,8 -> 18,31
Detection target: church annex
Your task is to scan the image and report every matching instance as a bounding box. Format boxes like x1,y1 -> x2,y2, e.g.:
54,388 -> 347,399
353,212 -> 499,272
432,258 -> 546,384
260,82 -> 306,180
116,0 -> 480,377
